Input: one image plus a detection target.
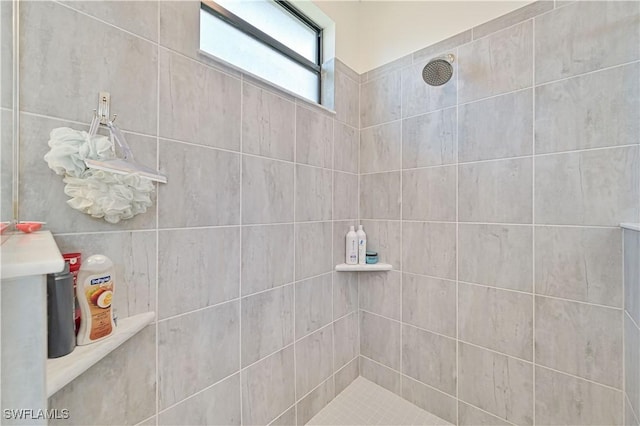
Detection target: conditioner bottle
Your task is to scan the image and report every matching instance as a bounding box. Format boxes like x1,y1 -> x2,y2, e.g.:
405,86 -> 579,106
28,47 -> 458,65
345,226 -> 358,265
357,225 -> 367,265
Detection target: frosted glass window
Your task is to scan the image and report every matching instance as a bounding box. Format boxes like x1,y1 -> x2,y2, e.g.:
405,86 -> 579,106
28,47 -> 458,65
199,1 -> 322,103
215,0 -> 318,63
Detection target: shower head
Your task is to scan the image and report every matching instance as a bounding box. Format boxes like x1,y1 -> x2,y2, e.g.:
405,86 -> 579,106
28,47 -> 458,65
422,54 -> 455,86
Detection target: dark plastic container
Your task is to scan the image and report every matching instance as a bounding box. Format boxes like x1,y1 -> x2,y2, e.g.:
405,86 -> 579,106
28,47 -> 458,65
47,263 -> 76,358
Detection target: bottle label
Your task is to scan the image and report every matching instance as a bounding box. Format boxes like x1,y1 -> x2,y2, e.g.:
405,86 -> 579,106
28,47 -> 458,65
84,273 -> 114,340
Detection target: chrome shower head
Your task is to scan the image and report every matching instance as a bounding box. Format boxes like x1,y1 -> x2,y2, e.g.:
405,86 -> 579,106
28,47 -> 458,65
422,54 -> 455,86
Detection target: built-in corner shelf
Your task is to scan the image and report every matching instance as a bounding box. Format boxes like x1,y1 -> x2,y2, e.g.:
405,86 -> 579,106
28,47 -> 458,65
621,223 -> 640,232
46,311 -> 155,397
335,263 -> 393,272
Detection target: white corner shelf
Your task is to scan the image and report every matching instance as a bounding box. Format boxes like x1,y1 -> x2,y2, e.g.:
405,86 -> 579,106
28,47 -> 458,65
621,223 -> 640,232
335,263 -> 393,272
46,311 -> 155,397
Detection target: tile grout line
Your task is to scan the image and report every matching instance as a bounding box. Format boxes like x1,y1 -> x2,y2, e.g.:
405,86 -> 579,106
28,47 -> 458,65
532,16 -> 537,425
153,3 -> 160,423
239,74 -> 244,426
455,43 -> 460,425
399,44 -> 404,405
292,100 -> 298,424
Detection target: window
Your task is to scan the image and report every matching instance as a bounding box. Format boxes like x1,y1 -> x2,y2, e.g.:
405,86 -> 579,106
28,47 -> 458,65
200,0 -> 323,103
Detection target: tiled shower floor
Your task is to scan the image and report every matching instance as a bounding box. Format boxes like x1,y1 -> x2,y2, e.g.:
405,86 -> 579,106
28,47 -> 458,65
306,377 -> 452,426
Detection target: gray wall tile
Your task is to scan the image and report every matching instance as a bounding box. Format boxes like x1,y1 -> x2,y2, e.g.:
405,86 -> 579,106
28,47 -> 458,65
296,327 -> 334,397
459,21 -> 533,104
360,70 -> 402,127
334,312 -> 359,370
242,156 -> 294,224
20,1 -> 158,135
626,230 -> 640,325
413,30 -> 472,63
296,105 -> 333,168
402,166 -> 456,221
158,301 -> 239,409
295,165 -> 332,222
1,1 -> 12,110
458,342 -> 533,425
535,1 -> 640,84
402,60 -> 457,118
159,1 -> 199,59
458,402 -> 511,426
359,172 -> 401,220
60,1 -> 159,42
365,55 -> 412,82
360,356 -> 401,396
159,49 -> 240,151
49,326 -> 156,426
360,311 -> 400,370
335,70 -> 359,128
458,224 -> 533,292
359,271 -> 402,320
472,1 -> 553,40
295,274 -> 332,338
241,224 -> 294,296
459,90 -> 533,162
333,122 -> 359,174
297,378 -> 334,426
402,108 -> 457,169
402,273 -> 456,337
270,406 -> 296,426
158,374 -> 240,426
535,146 -> 640,226
401,376 -> 458,425
53,231 -> 156,320
535,366 -> 623,425
295,222 -> 333,280
403,222 -> 456,280
459,158 -> 533,224
0,111 -> 12,221
626,314 -> 640,419
360,220 -> 402,269
159,140 -> 240,228
242,83 -> 295,161
158,227 -> 240,319
360,122 -> 401,174
335,358 -> 359,396
242,346 -> 295,426
402,325 -> 456,395
536,226 -> 622,307
627,398 -> 640,426
241,285 -> 294,367
535,296 -> 622,388
535,63 -> 640,154
333,271 -> 358,319
333,172 -> 358,220
459,283 -> 533,360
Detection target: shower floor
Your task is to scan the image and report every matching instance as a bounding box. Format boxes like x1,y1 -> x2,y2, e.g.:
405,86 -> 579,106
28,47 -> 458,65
306,377 -> 452,426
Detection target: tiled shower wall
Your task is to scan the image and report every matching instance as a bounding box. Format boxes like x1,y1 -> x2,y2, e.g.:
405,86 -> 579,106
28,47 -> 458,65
357,1 -> 640,425
625,227 -> 640,426
16,1 -> 360,424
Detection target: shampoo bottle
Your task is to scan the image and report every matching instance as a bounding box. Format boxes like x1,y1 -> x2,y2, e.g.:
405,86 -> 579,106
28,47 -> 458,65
357,225 -> 367,265
76,255 -> 116,345
345,226 -> 358,265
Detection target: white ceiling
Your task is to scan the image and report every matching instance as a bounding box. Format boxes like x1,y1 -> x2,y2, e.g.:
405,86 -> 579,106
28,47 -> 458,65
313,0 -> 533,73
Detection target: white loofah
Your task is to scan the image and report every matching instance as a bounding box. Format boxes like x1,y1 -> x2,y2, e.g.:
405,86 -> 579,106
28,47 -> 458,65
44,127 -> 155,224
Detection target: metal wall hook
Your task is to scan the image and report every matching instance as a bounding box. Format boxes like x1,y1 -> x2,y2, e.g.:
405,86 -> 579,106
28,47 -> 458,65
97,91 -> 111,125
